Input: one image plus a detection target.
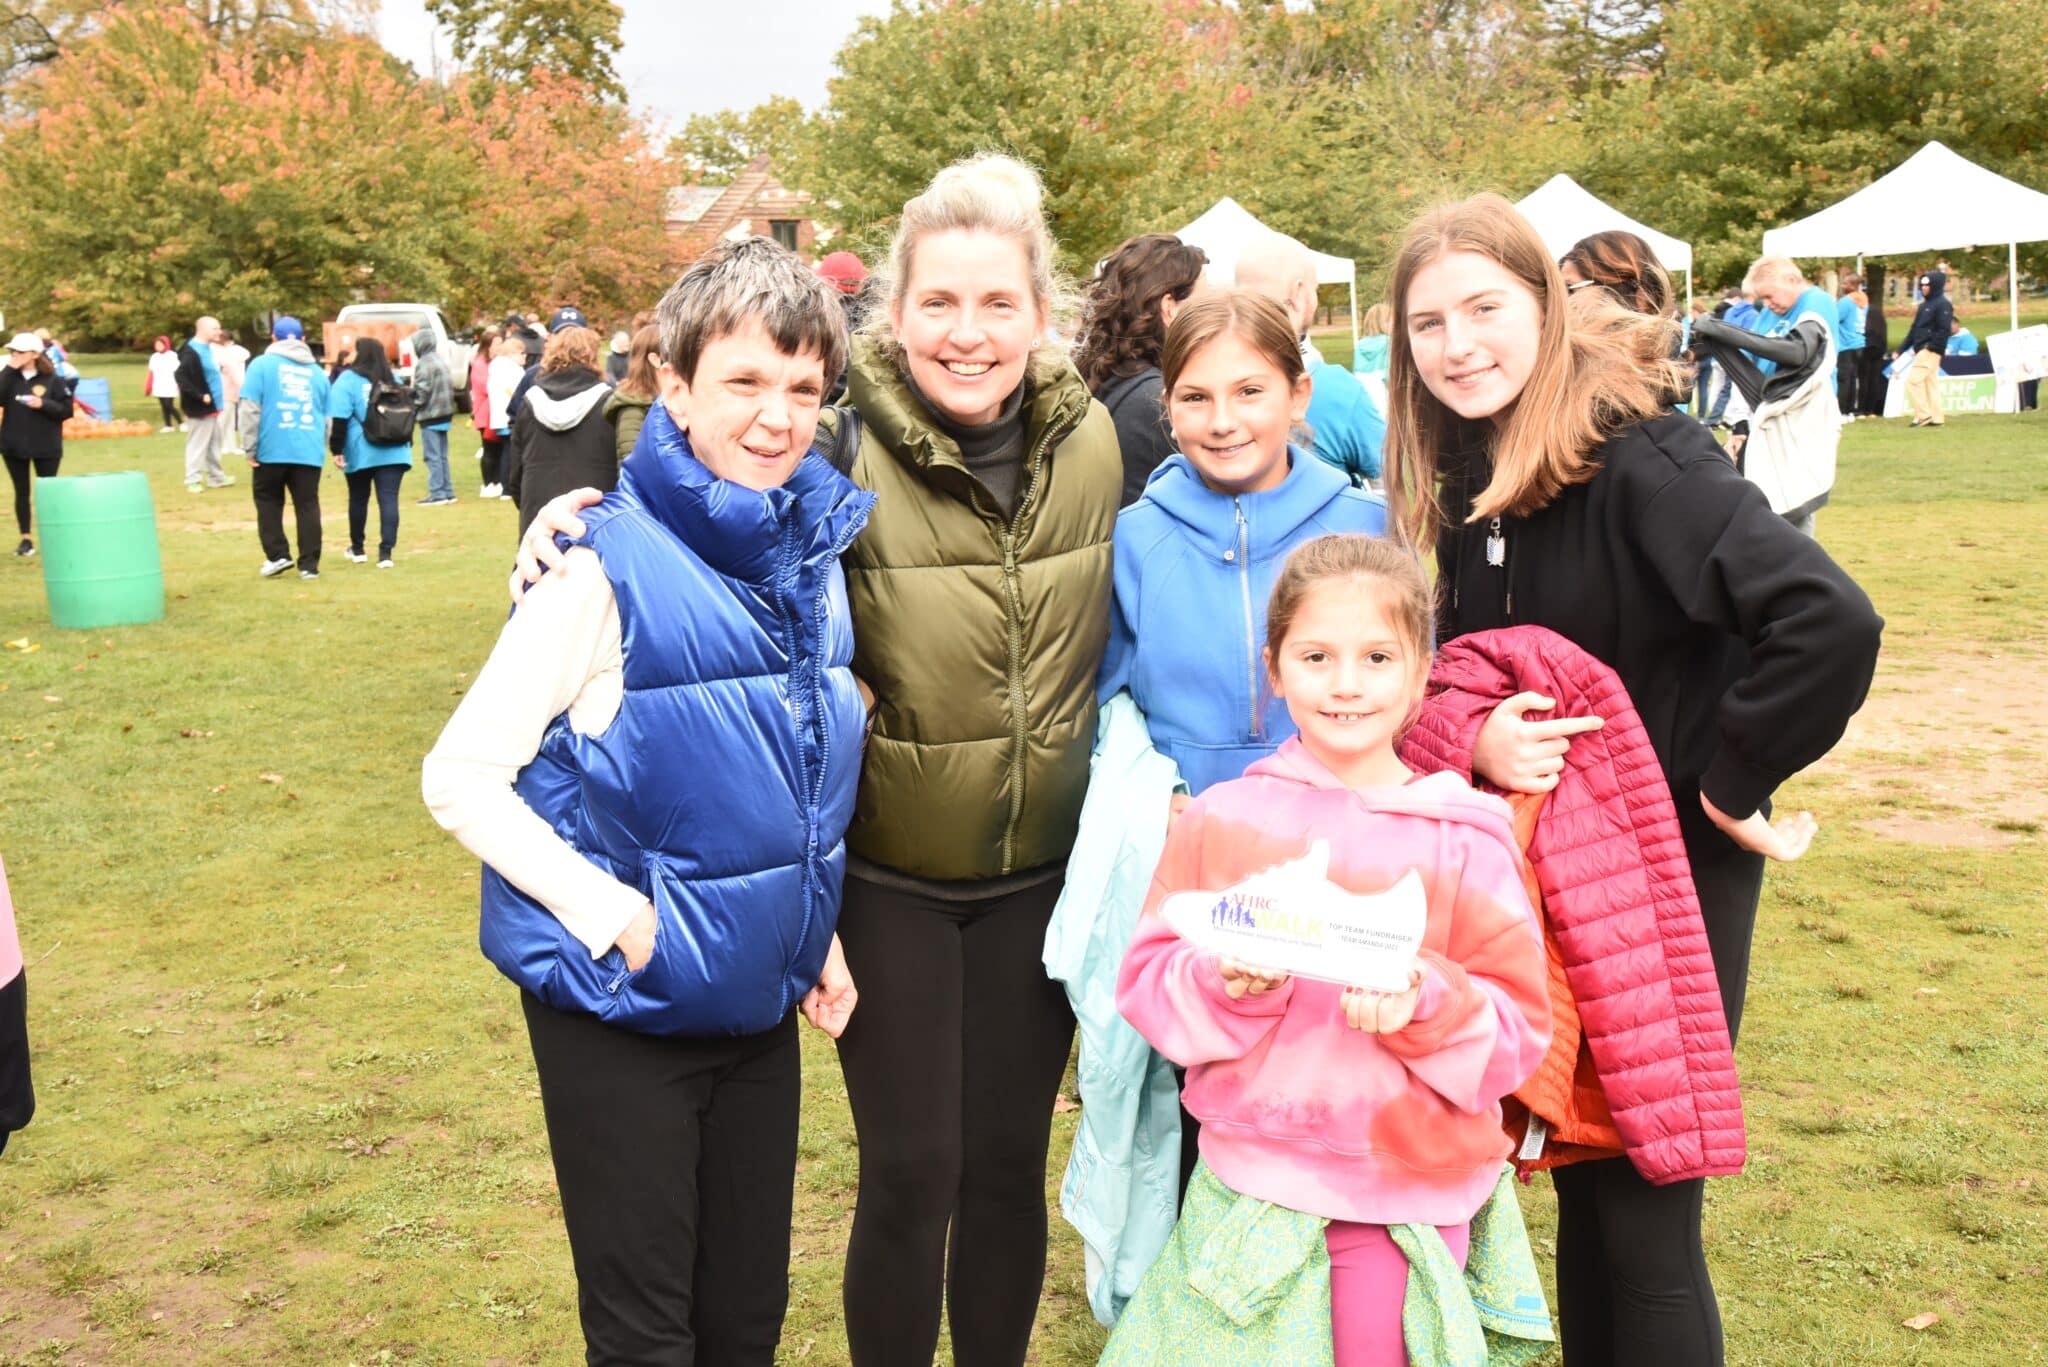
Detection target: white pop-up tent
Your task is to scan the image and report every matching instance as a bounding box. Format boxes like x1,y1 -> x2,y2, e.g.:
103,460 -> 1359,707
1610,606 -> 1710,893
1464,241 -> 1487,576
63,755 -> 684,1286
1761,141 -> 2048,338
1515,174 -> 1694,311
1175,197 -> 1360,347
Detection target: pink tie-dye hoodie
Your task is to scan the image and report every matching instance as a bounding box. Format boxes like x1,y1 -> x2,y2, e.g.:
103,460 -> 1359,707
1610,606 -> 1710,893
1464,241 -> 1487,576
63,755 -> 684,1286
1116,738 -> 1551,1227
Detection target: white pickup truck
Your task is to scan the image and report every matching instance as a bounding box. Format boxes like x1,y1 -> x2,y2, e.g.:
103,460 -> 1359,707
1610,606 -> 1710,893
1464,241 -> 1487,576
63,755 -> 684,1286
331,303 -> 477,412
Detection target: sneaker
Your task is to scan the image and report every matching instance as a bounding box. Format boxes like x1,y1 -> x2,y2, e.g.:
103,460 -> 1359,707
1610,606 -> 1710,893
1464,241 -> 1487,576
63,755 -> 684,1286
186,481 -> 203,494
417,495 -> 457,506
345,548 -> 367,564
478,483 -> 500,499
259,557 -> 294,578
178,421 -> 190,432
499,491 -> 514,501
159,425 -> 175,433
377,557 -> 394,569
205,475 -> 236,489
14,537 -> 31,558
299,569 -> 320,580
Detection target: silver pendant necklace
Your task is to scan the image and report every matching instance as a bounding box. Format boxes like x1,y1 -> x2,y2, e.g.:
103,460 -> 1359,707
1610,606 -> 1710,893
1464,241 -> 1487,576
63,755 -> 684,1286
1485,516 -> 1506,568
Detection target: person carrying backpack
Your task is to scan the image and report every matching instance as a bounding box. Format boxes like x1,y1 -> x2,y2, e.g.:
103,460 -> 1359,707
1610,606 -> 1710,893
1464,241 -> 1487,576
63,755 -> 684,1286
327,336 -> 414,567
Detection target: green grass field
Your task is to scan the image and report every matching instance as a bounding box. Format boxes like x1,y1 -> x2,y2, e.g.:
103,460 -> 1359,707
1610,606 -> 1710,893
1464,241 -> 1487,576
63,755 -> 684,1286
2,355 -> 2045,1364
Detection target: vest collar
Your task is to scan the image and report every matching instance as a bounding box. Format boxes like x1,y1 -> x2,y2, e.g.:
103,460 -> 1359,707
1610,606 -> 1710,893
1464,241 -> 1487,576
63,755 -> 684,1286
618,401 -> 874,583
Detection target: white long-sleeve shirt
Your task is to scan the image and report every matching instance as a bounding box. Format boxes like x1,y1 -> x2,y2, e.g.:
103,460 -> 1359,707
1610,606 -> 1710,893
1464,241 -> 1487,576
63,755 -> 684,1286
421,548 -> 646,959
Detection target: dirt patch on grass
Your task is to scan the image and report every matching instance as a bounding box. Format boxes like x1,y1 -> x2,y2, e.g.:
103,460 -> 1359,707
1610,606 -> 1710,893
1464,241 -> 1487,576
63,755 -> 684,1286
1830,649 -> 2048,845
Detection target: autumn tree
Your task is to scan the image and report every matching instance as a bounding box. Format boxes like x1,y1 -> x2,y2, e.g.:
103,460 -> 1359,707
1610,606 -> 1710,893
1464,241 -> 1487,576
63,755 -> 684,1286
802,0 -> 1255,275
426,0 -> 624,102
449,67 -> 681,319
0,2 -> 482,342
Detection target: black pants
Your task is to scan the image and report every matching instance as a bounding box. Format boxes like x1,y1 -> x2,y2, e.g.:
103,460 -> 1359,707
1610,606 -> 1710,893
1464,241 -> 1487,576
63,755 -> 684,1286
1835,349 -> 1860,416
1551,824 -> 1761,1367
834,872 -> 1076,1367
0,969 -> 31,1157
481,434 -> 505,487
522,994 -> 800,1367
344,465 -> 404,557
252,463 -> 322,572
157,396 -> 178,426
1857,347 -> 1890,417
5,455 -> 59,536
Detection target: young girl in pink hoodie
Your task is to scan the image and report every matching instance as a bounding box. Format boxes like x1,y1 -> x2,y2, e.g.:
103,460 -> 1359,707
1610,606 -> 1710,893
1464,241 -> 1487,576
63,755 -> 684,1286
1111,533 -> 1551,1365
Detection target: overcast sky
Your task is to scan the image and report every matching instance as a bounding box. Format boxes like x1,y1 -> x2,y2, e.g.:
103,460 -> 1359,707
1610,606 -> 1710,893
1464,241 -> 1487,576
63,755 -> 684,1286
376,0 -> 894,133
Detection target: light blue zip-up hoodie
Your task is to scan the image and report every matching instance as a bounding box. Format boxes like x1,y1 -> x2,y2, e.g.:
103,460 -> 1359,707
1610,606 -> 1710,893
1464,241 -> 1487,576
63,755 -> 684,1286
1098,449 -> 1387,796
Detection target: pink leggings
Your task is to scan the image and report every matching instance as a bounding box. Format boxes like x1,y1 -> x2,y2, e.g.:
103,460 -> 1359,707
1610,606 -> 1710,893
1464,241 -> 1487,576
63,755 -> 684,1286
1326,1219 -> 1470,1366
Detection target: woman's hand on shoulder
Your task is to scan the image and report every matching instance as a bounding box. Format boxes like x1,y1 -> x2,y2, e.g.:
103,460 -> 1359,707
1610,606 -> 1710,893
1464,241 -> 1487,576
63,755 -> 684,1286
1471,692 -> 1603,793
509,488 -> 606,603
1701,791 -> 1817,862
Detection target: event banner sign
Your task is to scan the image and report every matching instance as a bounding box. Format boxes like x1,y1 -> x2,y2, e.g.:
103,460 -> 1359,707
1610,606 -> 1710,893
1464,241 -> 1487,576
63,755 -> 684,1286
1159,842 -> 1426,992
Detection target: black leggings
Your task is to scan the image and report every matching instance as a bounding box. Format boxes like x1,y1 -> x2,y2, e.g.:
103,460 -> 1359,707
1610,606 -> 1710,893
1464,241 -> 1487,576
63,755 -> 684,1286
1551,830 -> 1762,1367
481,433 -> 505,487
523,995 -> 800,1366
833,872 -> 1076,1367
344,465 -> 405,557
157,396 -> 178,426
6,455 -> 60,535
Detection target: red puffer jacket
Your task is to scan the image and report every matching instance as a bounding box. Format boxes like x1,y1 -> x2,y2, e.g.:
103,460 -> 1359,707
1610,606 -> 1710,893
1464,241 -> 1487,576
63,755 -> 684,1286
1400,625 -> 1745,1185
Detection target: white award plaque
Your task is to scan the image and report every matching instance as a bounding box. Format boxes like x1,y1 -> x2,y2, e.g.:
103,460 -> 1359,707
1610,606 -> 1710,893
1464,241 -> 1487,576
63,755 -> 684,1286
1159,841 -> 1427,992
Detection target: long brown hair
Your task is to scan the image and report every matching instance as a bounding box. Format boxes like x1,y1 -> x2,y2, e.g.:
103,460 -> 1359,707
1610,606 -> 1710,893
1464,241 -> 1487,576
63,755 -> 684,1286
616,324 -> 663,402
1383,194 -> 1688,551
1075,233 -> 1208,392
1560,230 -> 1674,318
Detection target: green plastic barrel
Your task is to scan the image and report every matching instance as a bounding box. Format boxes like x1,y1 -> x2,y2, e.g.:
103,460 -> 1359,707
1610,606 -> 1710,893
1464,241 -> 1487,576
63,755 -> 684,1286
37,471 -> 165,629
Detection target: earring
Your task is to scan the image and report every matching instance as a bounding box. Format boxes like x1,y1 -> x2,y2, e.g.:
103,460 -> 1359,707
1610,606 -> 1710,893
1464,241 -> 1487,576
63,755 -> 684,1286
1031,338 -> 1042,350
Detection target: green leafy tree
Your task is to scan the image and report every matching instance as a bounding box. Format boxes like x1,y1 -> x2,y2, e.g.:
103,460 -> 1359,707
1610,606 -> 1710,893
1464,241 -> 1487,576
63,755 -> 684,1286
1230,0 -> 1586,286
1586,0 -> 2048,285
802,0 -> 1254,275
426,0 -> 623,101
0,2 -> 482,342
670,95 -> 808,186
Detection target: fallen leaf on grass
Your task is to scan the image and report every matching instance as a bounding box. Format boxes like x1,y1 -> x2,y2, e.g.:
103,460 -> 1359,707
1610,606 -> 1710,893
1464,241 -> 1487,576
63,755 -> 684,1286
211,784 -> 230,794
1903,1312 -> 1940,1331
180,728 -> 214,738
42,694 -> 61,703
4,637 -> 37,652
329,963 -> 347,975
259,773 -> 284,784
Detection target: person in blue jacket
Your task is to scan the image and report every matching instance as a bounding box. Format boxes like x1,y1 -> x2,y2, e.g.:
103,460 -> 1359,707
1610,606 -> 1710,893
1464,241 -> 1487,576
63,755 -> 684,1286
423,237 -> 870,1365
239,317 -> 330,579
1834,274 -> 1866,417
1091,289 -> 1387,1198
1946,319 -> 1980,356
1235,231 -> 1387,486
325,337 -> 412,567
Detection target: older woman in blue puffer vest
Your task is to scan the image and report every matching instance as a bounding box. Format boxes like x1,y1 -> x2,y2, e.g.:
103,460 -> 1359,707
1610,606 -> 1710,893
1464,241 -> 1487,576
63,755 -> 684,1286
424,238 -> 873,1366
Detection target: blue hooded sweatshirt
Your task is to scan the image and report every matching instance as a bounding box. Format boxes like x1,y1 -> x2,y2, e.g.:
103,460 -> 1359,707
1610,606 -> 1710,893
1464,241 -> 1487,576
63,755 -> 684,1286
1098,449 -> 1386,795
1304,355 -> 1386,483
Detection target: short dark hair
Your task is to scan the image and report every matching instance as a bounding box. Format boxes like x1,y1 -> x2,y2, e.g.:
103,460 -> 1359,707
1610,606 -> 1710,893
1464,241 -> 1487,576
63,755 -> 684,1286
657,237 -> 849,386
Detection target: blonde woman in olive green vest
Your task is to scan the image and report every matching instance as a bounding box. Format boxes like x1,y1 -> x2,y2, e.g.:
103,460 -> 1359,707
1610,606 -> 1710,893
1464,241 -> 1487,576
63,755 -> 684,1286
514,154 -> 1121,1365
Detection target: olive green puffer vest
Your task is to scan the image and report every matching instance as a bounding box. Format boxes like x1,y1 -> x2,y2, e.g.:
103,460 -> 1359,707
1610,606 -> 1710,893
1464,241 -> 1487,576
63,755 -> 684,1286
828,340 -> 1120,880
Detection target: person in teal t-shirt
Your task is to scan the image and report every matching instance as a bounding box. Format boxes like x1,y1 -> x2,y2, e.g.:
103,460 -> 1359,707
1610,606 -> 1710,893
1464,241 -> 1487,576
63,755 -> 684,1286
326,336 -> 412,567
241,316 -> 331,578
1946,320 -> 1980,356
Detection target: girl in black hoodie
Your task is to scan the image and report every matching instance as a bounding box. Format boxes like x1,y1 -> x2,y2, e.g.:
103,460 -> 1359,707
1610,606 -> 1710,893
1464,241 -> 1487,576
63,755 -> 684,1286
1383,194 -> 1882,1367
0,337 -> 76,556
502,325 -> 614,537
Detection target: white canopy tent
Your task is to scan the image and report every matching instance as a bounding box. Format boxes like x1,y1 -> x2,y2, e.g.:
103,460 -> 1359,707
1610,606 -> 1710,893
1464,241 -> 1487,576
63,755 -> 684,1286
1515,174 -> 1694,311
1761,141 -> 2048,338
1174,196 -> 1359,348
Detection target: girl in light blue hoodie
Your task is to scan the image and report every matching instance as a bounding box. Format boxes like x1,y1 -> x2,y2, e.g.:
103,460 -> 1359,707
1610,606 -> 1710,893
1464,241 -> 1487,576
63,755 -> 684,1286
1099,290 -> 1388,795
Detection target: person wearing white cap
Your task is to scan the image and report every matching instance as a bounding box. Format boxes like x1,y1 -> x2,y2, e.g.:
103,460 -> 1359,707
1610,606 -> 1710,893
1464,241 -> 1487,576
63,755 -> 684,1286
0,333 -> 74,557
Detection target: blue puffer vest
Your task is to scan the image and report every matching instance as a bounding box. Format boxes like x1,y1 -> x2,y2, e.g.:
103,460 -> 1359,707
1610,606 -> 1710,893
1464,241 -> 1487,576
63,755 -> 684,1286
479,403 -> 877,1036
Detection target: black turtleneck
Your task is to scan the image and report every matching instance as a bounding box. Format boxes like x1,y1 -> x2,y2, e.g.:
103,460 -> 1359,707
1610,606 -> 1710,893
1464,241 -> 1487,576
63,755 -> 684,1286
906,371 -> 1029,521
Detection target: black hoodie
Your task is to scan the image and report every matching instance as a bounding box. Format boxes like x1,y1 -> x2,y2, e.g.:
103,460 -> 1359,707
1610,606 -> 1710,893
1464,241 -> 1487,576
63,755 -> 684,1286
1900,269 -> 1955,355
503,366 -> 614,535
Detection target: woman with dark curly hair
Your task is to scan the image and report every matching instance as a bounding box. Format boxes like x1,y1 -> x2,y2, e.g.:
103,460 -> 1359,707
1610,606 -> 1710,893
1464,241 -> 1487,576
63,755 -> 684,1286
1076,233 -> 1209,505
1559,229 -> 1675,318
